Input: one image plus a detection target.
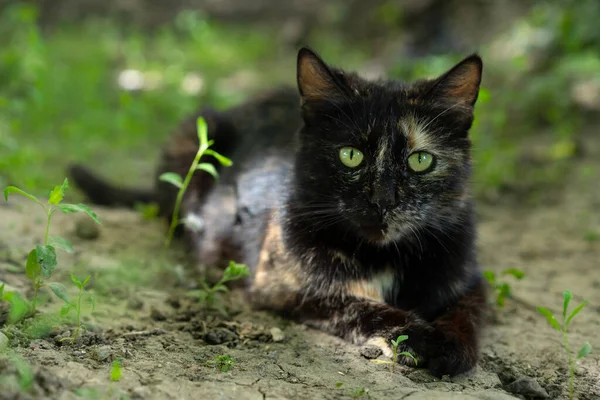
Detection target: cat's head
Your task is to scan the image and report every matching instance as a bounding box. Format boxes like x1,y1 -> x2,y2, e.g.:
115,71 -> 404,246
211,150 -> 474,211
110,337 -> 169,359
293,47 -> 482,245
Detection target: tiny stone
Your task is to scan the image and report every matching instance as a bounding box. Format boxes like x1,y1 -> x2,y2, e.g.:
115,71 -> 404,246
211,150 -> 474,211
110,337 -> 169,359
127,297 -> 144,310
92,345 -> 113,362
75,217 -> 100,240
204,328 -> 237,345
270,327 -> 285,342
504,377 -> 549,398
150,307 -> 167,321
0,332 -> 9,350
360,345 -> 383,359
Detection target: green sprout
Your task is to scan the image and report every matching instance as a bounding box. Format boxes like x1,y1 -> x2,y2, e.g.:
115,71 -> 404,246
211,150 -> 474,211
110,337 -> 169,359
483,268 -> 525,307
211,354 -> 236,372
370,335 -> 418,372
335,383 -> 371,398
54,274 -> 95,344
3,178 -> 100,312
159,116 -> 232,250
187,261 -> 249,316
537,290 -> 592,399
110,358 -> 122,381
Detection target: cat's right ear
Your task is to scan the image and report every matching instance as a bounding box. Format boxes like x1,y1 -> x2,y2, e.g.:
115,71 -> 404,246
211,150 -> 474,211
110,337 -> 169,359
297,47 -> 347,104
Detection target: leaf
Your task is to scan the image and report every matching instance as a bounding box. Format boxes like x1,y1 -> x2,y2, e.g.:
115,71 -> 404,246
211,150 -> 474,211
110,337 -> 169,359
566,301 -> 587,326
336,382 -> 344,388
222,261 -> 250,283
49,236 -> 74,253
48,282 -> 71,304
482,270 -> 496,285
392,335 -> 409,346
70,274 -> 82,289
25,249 -> 40,282
82,275 -> 91,287
577,342 -> 592,359
502,268 -> 525,280
398,351 -> 418,366
36,245 -> 57,278
0,282 -> 4,298
563,290 -> 572,320
196,117 -> 209,147
213,285 -> 229,293
60,303 -> 73,316
204,149 -> 233,167
3,186 -> 43,207
57,203 -> 101,224
158,172 -> 183,189
537,307 -> 561,331
48,178 -> 69,205
196,163 -> 219,180
4,291 -> 30,323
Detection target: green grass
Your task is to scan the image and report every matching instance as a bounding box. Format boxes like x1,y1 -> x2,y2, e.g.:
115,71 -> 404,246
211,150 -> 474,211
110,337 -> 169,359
1,1 -> 598,199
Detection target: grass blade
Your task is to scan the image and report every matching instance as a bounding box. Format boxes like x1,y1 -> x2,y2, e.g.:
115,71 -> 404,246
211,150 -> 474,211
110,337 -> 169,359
577,342 -> 592,359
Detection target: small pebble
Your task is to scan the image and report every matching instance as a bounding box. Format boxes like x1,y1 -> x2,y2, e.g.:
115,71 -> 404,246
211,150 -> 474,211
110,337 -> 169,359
127,297 -> 144,311
92,345 -> 113,362
360,345 -> 383,359
270,327 -> 285,342
504,376 -> 549,398
75,217 -> 100,240
150,307 -> 167,321
204,328 -> 237,345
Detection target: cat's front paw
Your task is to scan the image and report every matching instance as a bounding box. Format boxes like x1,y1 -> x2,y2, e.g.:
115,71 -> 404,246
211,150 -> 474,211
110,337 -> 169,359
426,340 -> 478,378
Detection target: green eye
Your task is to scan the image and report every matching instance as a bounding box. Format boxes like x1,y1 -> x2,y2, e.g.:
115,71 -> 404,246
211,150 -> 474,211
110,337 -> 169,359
407,151 -> 435,172
339,147 -> 364,168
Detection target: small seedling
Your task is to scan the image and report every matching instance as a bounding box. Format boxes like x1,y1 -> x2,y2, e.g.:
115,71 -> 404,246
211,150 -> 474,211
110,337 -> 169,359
483,268 -> 525,307
3,178 -> 100,312
211,354 -> 236,372
159,116 -> 232,250
110,358 -> 122,381
538,290 -> 592,399
55,274 -> 95,344
335,383 -> 371,398
370,335 -> 418,372
187,261 -> 249,316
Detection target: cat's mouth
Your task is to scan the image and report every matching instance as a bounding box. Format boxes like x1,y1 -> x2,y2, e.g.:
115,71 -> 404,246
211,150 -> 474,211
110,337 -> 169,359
360,222 -> 389,241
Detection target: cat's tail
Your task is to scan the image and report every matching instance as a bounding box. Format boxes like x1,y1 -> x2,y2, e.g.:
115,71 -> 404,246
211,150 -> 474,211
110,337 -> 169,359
67,164 -> 156,208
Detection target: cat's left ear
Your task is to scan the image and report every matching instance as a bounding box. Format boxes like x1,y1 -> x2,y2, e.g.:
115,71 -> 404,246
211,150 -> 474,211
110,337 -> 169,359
426,54 -> 483,109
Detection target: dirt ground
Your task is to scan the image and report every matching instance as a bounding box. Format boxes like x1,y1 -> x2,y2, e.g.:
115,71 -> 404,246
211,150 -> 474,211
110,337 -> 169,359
1,135 -> 599,400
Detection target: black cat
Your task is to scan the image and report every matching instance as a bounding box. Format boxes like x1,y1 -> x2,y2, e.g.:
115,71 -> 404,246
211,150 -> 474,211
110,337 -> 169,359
69,47 -> 487,377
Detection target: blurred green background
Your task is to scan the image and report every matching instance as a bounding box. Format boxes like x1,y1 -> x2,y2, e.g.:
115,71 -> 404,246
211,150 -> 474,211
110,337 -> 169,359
1,0 -> 598,201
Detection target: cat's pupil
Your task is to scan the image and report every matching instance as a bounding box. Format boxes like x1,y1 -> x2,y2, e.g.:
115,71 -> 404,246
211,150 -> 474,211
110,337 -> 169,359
418,153 -> 423,163
350,149 -> 354,159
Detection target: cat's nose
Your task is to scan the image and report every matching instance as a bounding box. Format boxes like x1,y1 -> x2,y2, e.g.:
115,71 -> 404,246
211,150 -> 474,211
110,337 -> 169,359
370,187 -> 396,217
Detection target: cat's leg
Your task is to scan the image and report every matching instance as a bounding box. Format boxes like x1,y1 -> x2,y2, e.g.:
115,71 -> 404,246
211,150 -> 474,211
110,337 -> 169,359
251,268 -> 485,377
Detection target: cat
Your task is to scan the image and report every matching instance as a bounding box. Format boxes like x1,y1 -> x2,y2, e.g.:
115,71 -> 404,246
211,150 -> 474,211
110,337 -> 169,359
68,47 -> 487,378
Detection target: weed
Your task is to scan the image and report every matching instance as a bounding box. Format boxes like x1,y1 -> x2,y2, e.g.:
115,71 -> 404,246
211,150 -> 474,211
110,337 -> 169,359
538,290 -> 592,399
187,261 -> 249,316
110,358 -> 122,382
54,274 -> 95,344
3,178 -> 100,312
211,354 -> 236,372
335,383 -> 371,398
159,116 -> 232,250
483,268 -> 525,308
0,284 -> 30,324
370,335 -> 418,372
